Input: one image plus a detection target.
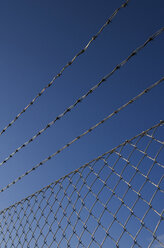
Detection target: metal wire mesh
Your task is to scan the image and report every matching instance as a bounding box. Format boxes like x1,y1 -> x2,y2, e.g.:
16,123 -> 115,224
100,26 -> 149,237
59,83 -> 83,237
0,122 -> 163,248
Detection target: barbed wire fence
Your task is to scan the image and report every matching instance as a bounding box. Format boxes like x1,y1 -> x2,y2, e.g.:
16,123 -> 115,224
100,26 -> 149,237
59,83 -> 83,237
0,121 -> 163,248
0,0 -> 163,247
0,27 -> 163,169
0,76 -> 163,195
0,0 -> 130,137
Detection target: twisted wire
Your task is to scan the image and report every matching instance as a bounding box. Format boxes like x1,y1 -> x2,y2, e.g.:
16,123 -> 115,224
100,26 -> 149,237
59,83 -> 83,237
0,0 -> 130,137
0,77 -> 163,194
1,27 -> 164,168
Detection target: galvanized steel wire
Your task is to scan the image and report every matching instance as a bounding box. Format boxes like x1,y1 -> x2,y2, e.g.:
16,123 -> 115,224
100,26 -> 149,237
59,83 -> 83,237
0,1 -> 163,246
0,121 -> 163,247
0,77 -> 163,194
0,0 -> 130,137
0,27 -> 163,169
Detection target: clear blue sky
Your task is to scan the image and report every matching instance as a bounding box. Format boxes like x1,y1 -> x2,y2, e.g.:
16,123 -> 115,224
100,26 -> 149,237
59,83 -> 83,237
0,0 -> 163,215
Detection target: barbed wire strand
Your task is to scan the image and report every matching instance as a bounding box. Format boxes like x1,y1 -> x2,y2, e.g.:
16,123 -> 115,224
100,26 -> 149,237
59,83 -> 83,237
0,77 -> 163,194
0,120 -> 163,214
0,0 -> 130,137
1,27 -> 164,168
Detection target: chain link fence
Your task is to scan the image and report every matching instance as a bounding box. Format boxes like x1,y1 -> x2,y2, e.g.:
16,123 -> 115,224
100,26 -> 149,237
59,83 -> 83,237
0,122 -> 163,248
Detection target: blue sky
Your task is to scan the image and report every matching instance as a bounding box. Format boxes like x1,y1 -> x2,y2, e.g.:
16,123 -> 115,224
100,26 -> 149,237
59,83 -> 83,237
0,0 -> 163,217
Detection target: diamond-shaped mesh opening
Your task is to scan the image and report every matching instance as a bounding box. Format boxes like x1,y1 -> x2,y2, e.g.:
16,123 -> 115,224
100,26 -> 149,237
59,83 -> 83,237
0,123 -> 163,247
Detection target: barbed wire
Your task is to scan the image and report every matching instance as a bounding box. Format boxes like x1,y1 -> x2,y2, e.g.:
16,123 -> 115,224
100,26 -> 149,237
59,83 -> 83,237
0,0 -> 130,137
0,27 -> 164,169
0,77 -> 163,194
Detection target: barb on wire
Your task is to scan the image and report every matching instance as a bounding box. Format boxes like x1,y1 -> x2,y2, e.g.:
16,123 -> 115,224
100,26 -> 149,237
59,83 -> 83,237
0,120 -> 163,247
0,76 -> 163,194
0,27 -> 164,169
0,0 -> 130,137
